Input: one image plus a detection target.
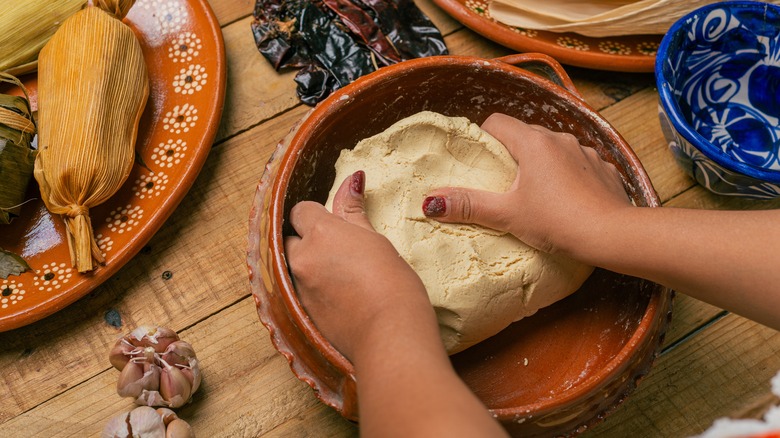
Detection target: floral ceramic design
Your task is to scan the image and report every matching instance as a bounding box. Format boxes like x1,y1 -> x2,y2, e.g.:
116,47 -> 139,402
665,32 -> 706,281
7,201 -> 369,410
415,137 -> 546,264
0,0 -> 226,331
433,0 -> 660,72
657,1 -> 780,198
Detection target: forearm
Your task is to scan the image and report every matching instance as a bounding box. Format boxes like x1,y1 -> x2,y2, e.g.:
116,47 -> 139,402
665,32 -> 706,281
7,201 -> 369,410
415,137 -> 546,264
352,302 -> 508,438
573,206 -> 780,330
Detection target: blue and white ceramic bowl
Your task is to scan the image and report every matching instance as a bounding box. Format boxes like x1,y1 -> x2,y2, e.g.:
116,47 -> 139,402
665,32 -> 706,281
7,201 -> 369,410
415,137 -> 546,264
656,1 -> 780,198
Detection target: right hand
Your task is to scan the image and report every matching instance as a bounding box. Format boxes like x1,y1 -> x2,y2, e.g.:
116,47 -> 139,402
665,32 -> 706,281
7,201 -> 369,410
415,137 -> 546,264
285,171 -> 434,361
422,113 -> 632,257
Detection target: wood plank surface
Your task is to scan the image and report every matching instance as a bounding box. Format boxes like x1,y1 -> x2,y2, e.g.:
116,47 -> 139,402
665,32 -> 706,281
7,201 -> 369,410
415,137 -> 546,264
1,0 -> 778,437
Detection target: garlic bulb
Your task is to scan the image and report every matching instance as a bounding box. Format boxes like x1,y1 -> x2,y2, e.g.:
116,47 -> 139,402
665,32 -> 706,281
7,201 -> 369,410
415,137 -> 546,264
102,406 -> 195,438
109,326 -> 201,408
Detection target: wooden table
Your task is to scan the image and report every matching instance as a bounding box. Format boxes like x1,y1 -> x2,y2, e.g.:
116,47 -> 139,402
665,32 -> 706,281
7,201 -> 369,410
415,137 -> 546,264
2,0 -> 779,436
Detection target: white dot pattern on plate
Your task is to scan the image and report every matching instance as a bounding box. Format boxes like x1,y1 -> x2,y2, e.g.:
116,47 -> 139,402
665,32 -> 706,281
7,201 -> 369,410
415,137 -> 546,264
1,281 -> 25,309
173,64 -> 208,95
132,171 -> 170,199
557,36 -> 589,51
105,205 -> 144,234
96,233 -> 114,258
169,32 -> 202,63
151,138 -> 188,168
156,1 -> 189,34
33,263 -> 74,292
163,103 -> 199,134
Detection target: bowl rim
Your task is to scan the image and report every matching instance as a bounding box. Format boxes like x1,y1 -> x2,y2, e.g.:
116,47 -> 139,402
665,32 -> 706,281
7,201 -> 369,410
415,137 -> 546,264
269,54 -> 671,422
655,0 -> 780,184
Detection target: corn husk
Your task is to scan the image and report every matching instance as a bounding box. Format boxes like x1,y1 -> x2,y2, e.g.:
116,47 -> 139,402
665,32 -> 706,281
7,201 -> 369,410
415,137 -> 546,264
0,0 -> 87,76
488,0 -> 780,37
0,73 -> 37,225
34,0 -> 149,272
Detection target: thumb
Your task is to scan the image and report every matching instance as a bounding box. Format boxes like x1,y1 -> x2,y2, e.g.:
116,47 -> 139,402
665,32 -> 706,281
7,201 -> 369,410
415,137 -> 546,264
331,170 -> 374,231
422,187 -> 510,232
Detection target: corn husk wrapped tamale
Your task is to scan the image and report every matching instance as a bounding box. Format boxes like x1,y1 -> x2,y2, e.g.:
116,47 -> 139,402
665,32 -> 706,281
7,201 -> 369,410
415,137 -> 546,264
0,73 -> 37,225
34,0 -> 149,273
0,0 -> 87,76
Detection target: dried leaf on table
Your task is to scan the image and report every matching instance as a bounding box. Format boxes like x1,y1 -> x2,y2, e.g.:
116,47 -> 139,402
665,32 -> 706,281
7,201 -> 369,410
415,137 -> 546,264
251,0 -> 448,105
0,248 -> 31,279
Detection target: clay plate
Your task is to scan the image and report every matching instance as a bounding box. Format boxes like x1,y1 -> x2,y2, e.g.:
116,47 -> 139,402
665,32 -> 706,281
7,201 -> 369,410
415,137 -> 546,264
431,0 -> 660,72
0,0 -> 226,332
248,53 -> 673,436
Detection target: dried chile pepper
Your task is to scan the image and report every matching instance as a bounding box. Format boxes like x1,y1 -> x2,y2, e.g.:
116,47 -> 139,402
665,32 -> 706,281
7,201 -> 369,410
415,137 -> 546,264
356,0 -> 448,59
252,0 -> 448,105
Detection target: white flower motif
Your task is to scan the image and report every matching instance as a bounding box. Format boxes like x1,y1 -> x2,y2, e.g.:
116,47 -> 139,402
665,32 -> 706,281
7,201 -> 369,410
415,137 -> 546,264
598,41 -> 631,55
173,64 -> 208,95
163,104 -> 198,134
637,42 -> 659,56
169,32 -> 202,63
156,1 -> 188,34
510,27 -> 537,37
105,205 -> 144,234
465,0 -> 490,17
557,36 -> 589,51
33,263 -> 73,292
132,171 -> 170,199
1,280 -> 26,309
151,138 -> 188,168
96,233 -> 114,258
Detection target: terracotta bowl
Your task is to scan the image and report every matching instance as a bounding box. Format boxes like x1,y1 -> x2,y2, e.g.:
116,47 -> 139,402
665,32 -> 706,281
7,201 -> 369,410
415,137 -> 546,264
248,53 -> 673,436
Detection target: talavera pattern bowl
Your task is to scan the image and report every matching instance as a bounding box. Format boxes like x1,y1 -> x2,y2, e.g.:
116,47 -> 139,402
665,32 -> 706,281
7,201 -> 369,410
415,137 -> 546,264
248,53 -> 673,436
656,1 -> 780,198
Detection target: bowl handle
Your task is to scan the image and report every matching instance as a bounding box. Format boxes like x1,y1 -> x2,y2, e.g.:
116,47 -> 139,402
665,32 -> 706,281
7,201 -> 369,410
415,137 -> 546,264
495,53 -> 582,99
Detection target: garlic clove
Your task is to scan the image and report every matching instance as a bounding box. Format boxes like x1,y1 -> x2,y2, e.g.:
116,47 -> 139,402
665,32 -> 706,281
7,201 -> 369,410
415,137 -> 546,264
161,341 -> 196,367
166,418 -> 195,438
119,362 -> 161,399
104,407 -> 167,438
108,339 -> 136,371
136,389 -> 168,407
160,363 -> 192,408
116,361 -> 144,398
128,406 -> 166,438
102,411 -> 131,438
155,408 -> 178,426
130,326 -> 180,351
178,361 -> 201,395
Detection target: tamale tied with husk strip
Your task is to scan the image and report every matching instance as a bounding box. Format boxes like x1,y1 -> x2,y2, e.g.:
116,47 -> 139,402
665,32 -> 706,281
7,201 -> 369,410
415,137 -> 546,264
0,0 -> 87,76
0,73 -> 37,225
34,0 -> 149,273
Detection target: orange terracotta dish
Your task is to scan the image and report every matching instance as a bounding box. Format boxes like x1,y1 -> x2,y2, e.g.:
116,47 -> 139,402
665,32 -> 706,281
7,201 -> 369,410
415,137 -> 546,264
0,0 -> 226,332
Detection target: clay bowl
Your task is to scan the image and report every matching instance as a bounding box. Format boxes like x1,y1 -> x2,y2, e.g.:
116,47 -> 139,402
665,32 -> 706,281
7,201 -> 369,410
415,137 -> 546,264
248,53 -> 673,436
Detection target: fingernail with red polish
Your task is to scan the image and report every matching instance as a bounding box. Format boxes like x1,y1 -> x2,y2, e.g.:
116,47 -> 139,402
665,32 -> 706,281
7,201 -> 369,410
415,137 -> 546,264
423,196 -> 446,217
350,170 -> 365,195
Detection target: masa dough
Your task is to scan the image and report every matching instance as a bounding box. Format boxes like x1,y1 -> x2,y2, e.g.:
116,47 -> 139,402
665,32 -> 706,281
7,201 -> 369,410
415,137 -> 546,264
325,111 -> 593,354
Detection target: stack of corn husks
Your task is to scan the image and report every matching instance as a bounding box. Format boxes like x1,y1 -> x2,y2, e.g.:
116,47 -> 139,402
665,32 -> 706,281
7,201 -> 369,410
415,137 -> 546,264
0,0 -> 87,75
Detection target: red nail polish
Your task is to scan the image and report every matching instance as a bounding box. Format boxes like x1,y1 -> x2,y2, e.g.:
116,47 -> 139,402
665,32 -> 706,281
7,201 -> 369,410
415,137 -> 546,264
423,196 -> 446,217
350,170 -> 365,195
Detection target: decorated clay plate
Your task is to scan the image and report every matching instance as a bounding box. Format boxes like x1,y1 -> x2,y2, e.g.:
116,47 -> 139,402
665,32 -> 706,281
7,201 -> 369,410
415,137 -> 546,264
431,0 -> 661,72
0,0 -> 226,331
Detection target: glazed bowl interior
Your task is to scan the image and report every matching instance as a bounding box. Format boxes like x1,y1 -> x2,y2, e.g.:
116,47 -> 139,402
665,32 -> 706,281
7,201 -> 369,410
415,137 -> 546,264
273,56 -> 669,435
656,1 -> 780,183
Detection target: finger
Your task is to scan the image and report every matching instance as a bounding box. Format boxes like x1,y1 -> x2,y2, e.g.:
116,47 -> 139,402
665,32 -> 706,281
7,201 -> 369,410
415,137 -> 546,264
481,113 -> 541,163
284,235 -> 302,267
422,187 -> 510,232
289,201 -> 330,237
331,170 -> 375,231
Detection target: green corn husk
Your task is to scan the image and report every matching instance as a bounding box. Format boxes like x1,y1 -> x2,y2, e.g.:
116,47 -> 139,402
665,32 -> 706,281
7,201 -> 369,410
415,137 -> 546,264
0,73 -> 37,225
0,0 -> 87,76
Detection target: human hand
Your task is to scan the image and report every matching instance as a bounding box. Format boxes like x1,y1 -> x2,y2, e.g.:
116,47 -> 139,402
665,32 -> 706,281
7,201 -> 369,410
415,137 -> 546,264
422,113 -> 632,258
285,171 -> 433,361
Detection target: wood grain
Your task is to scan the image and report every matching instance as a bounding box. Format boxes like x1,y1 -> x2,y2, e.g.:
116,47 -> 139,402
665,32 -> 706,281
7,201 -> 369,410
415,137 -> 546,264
2,0 -> 778,436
